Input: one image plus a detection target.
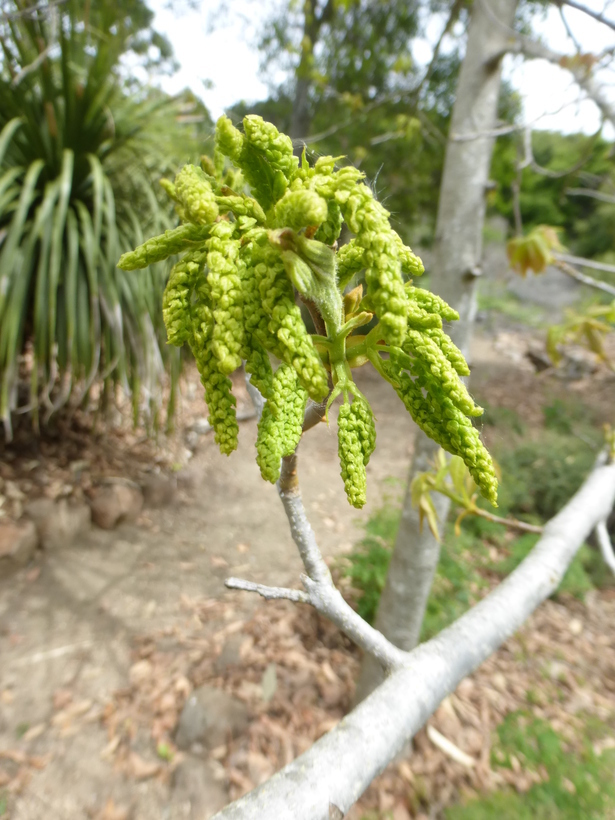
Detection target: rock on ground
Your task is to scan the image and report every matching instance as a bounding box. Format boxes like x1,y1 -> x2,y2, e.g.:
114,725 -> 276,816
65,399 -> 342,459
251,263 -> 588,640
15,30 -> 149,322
175,685 -> 249,752
170,755 -> 228,819
0,519 -> 38,575
90,481 -> 144,530
141,472 -> 177,508
24,498 -> 91,550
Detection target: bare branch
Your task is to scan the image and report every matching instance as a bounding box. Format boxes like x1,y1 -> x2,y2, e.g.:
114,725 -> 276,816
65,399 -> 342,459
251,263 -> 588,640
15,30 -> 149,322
554,258 -> 615,297
559,5 -> 583,51
213,456 -> 615,819
566,187 -> 615,204
477,0 -> 615,126
473,507 -> 543,534
276,453 -> 408,670
225,578 -> 310,603
556,252 -> 615,276
595,519 -> 615,574
560,0 -> 615,33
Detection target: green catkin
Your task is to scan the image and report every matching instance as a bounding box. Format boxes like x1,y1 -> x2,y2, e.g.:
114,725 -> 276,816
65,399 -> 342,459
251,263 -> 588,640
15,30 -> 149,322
338,184 -> 409,347
162,250 -> 207,346
120,115 -> 497,506
206,222 -> 244,375
243,114 -> 298,182
255,402 -> 283,483
273,189 -> 328,231
392,231 -> 425,278
255,363 -> 307,481
118,224 -> 210,271
314,200 -> 343,246
336,240 -> 366,290
174,165 -> 219,225
403,330 -> 482,417
350,396 -> 376,466
253,242 -> 329,402
215,193 -> 267,223
406,285 -> 460,322
424,327 -> 470,377
244,339 -> 274,399
189,285 -> 238,455
337,401 -> 368,509
269,364 -> 308,455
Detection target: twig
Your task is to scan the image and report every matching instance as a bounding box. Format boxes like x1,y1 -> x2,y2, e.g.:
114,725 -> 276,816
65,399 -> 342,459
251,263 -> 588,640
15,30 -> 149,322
427,725 -> 476,768
559,5 -> 583,51
554,259 -> 615,298
595,519 -> 615,574
225,578 -> 310,603
228,452 -> 406,670
565,187 -> 615,204
556,253 -> 615,276
560,0 -> 615,33
473,507 -> 543,534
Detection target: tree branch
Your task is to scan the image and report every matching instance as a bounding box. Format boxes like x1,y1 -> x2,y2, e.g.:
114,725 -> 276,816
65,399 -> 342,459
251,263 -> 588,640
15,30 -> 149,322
508,33 -> 615,127
595,519 -> 615,575
213,455 -> 615,819
225,578 -> 310,603
556,252 -> 615,276
566,187 -> 615,205
560,0 -> 615,33
554,258 -> 615,298
274,453 -> 408,670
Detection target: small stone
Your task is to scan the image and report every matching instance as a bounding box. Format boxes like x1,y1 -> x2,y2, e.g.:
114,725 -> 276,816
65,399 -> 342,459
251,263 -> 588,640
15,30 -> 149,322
90,481 -> 143,530
25,498 -> 91,550
141,473 -> 176,508
0,519 -> 38,575
171,755 -> 228,819
175,685 -> 249,751
214,634 -> 244,674
569,618 -> 583,636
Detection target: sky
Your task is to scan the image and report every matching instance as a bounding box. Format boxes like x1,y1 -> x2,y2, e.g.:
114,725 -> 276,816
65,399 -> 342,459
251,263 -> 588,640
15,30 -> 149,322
148,0 -> 615,139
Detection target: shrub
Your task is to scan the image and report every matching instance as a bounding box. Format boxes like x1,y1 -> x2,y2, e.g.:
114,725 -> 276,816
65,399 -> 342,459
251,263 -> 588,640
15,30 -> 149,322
0,0 -> 200,436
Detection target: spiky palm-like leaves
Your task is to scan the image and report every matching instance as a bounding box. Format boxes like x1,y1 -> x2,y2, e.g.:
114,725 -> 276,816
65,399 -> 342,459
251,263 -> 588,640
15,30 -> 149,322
0,0 -> 190,436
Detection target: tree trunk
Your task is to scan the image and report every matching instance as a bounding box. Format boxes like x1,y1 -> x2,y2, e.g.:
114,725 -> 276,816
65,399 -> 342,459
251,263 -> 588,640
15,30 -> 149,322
355,0 -> 520,701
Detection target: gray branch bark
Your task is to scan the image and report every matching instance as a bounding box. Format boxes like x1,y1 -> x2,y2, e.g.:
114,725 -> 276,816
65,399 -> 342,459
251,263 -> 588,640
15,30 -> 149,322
227,453 -> 407,671
355,0 -> 520,701
213,455 -> 615,820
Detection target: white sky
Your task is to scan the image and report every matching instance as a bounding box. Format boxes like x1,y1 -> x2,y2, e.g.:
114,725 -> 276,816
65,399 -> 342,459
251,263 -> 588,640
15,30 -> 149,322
148,0 -> 615,139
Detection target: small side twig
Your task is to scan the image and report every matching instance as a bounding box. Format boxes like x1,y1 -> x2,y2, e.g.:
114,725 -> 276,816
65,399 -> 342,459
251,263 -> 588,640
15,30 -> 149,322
228,450 -> 407,671
595,519 -> 615,575
225,578 -> 310,603
473,507 -> 543,534
554,259 -> 615,298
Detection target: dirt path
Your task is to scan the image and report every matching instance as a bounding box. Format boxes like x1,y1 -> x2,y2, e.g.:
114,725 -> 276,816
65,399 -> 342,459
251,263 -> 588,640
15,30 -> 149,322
0,364 -> 416,819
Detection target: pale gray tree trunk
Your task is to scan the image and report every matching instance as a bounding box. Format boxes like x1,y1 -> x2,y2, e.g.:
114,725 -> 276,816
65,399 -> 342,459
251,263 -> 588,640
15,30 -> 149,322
355,0 -> 520,701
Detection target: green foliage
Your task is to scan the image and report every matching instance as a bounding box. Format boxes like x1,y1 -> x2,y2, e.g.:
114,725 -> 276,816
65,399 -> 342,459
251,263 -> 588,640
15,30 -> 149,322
0,0 -> 202,436
490,535 -> 593,600
446,712 -> 615,820
491,130 -> 615,261
421,528 -> 488,640
496,431 -> 599,521
343,503 -> 400,623
546,301 -> 615,369
124,114 -> 495,506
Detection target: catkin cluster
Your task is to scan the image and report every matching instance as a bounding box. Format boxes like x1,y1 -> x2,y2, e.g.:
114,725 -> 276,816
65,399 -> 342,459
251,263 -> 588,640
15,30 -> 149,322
119,114 -> 496,509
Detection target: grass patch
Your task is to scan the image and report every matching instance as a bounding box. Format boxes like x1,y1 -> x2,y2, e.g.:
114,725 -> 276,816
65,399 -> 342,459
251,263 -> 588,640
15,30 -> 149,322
446,712 -> 615,820
343,503 -> 400,624
495,430 -> 600,521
